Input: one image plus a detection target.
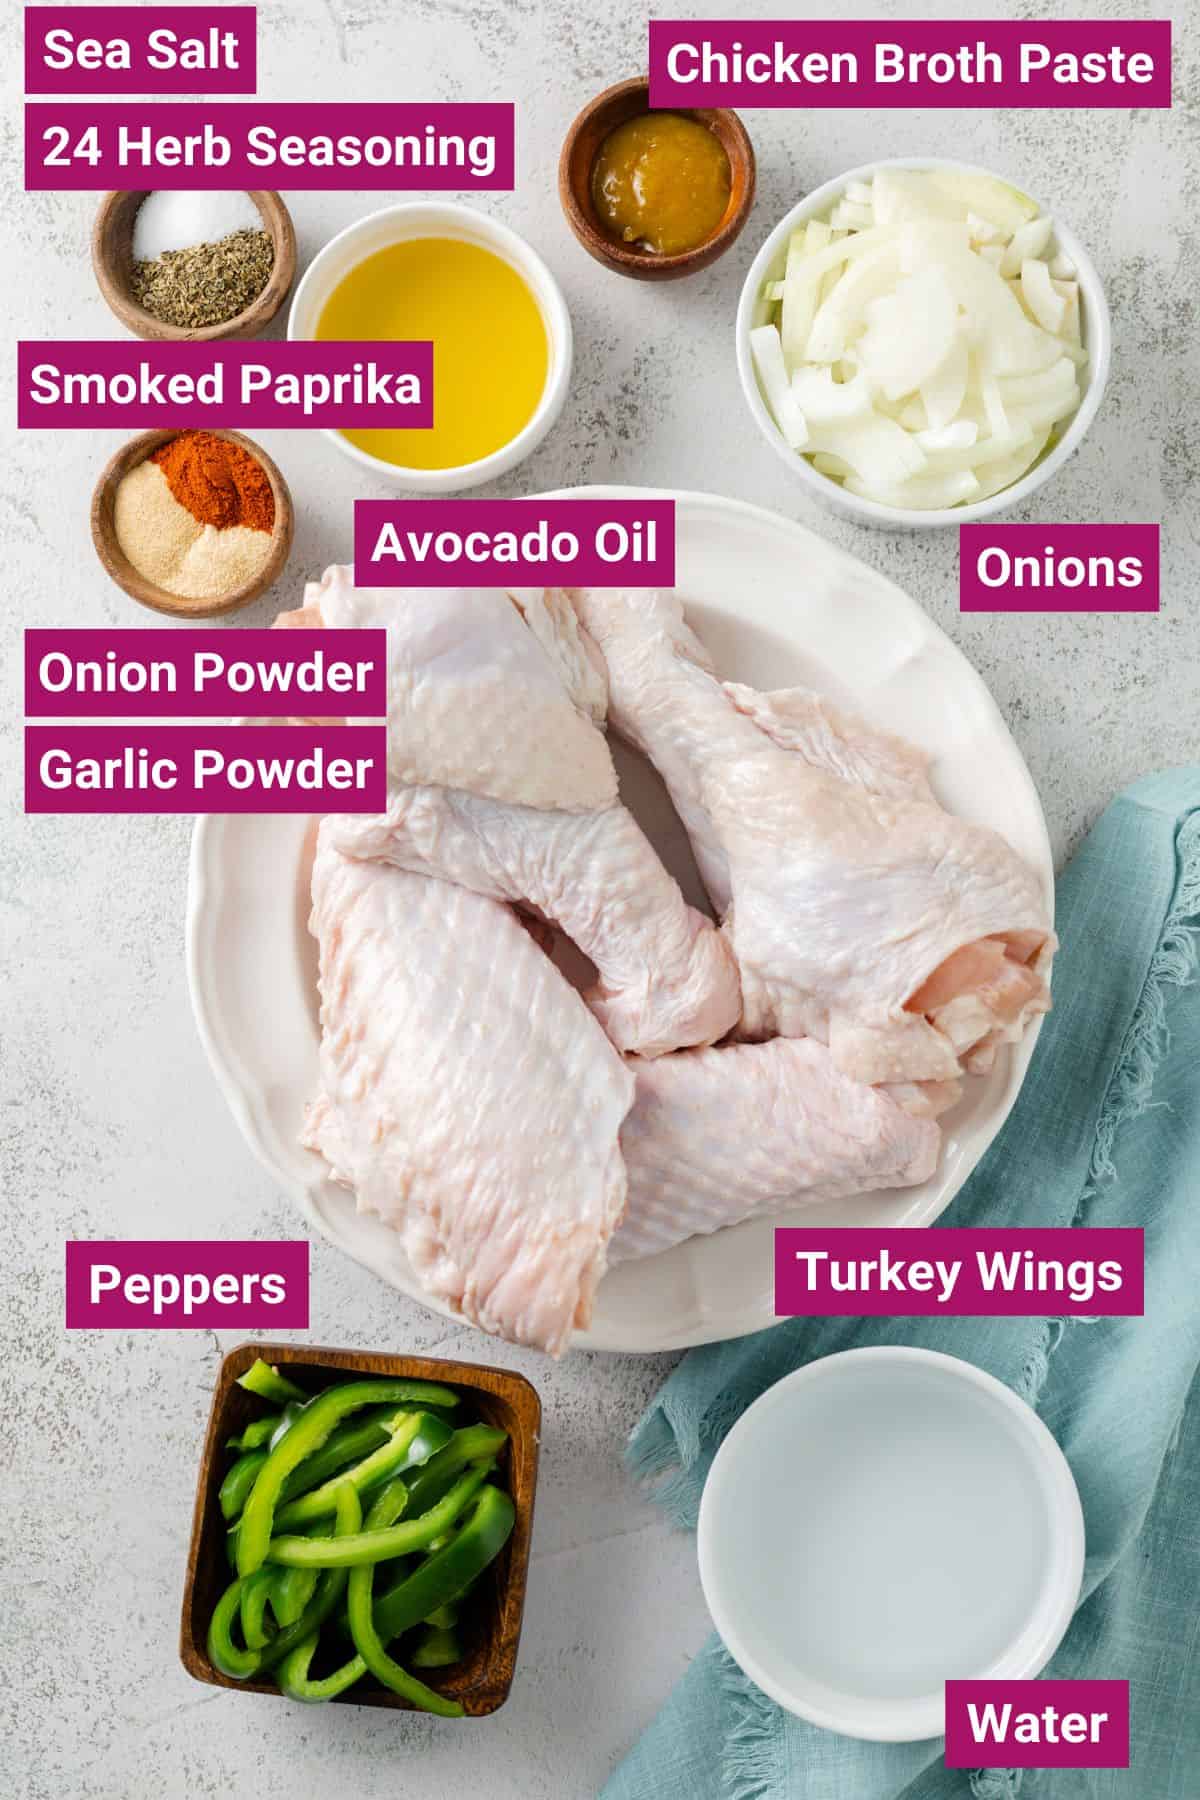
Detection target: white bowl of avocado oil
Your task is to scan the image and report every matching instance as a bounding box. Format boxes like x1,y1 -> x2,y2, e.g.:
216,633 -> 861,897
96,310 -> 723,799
698,1348 -> 1085,1741
290,201 -> 572,492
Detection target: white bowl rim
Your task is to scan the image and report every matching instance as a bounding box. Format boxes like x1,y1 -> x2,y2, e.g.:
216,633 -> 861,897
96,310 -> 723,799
697,1345 -> 1086,1741
288,199 -> 573,493
734,155 -> 1112,529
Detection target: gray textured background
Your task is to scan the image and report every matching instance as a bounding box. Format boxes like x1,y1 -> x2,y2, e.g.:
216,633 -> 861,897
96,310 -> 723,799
2,1 -> 1196,1795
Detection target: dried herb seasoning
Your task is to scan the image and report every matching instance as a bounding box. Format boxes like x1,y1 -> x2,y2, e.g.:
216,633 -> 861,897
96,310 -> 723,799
131,227 -> 274,329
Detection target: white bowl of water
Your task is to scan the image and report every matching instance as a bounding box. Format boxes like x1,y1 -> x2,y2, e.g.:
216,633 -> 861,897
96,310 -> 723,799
697,1347 -> 1084,1741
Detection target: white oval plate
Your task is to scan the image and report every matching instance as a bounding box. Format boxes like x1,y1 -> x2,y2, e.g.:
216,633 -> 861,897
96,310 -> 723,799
187,487 -> 1053,1354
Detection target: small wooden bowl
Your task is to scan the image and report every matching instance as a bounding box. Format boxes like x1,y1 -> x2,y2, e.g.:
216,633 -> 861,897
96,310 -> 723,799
559,76 -> 755,281
180,1342 -> 541,1715
91,427 -> 294,619
92,190 -> 296,342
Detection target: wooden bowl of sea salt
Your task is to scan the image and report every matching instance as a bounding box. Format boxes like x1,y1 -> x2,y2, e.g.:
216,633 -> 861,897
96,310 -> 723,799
91,428 -> 294,618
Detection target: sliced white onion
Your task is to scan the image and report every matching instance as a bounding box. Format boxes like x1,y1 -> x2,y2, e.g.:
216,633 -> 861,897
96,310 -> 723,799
858,266 -> 959,401
816,260 -> 843,308
919,423 -> 1035,472
750,325 -> 808,448
897,219 -> 971,273
831,199 -> 874,231
999,216 -> 1054,278
925,170 -> 1039,235
805,414 -> 927,488
919,336 -> 969,429
1020,324 -> 1073,372
992,305 -> 1065,373
916,419 -> 978,450
871,389 -> 909,422
1053,279 -> 1082,346
779,219 -> 831,364
872,167 -> 961,225
807,219 -> 834,257
981,374 -> 1011,440
1020,258 -> 1067,333
778,222 -> 907,288
806,243 -> 903,363
753,168 -> 1088,512
1008,384 -> 1080,433
846,468 -> 982,510
791,365 -> 873,424
997,357 -> 1077,404
969,428 -> 1051,501
926,250 -> 1041,374
966,211 -> 1005,245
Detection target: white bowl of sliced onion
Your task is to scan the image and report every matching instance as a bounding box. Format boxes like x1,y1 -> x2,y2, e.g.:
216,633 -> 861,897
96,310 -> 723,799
735,158 -> 1110,526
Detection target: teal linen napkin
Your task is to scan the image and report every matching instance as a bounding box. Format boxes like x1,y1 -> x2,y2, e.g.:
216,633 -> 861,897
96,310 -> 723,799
603,771 -> 1200,1800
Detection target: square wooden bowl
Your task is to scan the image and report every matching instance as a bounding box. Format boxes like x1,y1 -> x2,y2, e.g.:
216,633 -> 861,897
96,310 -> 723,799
180,1342 -> 540,1714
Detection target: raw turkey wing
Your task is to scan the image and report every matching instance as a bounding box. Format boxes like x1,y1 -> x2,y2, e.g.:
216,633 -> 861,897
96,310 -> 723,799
571,588 -> 1054,1085
305,827 -> 635,1355
283,572 -> 741,1058
611,1037 -> 941,1262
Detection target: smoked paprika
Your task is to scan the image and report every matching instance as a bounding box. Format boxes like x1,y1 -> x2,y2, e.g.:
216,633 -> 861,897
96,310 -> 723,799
152,431 -> 275,534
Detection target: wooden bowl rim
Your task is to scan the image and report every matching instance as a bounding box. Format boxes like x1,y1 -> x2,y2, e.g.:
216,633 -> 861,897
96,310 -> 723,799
91,189 -> 297,343
179,1341 -> 541,1715
90,426 -> 294,619
558,75 -> 756,279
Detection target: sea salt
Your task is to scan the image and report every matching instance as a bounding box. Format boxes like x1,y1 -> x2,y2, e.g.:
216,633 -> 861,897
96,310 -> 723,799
132,191 -> 264,262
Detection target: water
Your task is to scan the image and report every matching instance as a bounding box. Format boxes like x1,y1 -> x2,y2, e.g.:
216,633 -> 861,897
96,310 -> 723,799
706,1356 -> 1052,1700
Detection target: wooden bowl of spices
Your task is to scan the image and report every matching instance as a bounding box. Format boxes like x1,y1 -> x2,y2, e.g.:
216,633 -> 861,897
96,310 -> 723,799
92,191 -> 296,342
559,77 -> 755,281
91,428 -> 294,618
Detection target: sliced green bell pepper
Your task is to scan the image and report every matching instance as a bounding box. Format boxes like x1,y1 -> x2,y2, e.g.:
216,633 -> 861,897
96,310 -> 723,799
209,1375 -> 516,1705
239,1567 -> 279,1651
271,1561 -> 319,1628
268,1400 -> 307,1451
256,1553 -> 353,1672
208,1575 -> 261,1679
275,1632 -> 366,1702
274,1483 -> 370,1702
277,1406 -> 400,1503
225,1414 -> 281,1453
372,1484 -> 515,1644
219,1450 -> 267,1523
266,1467 -> 488,1569
237,1360 -> 306,1405
404,1424 -> 507,1517
273,1411 -> 452,1533
345,1480 -> 465,1716
236,1378 -> 459,1577
210,1483 -> 363,1682
410,1624 -> 462,1668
